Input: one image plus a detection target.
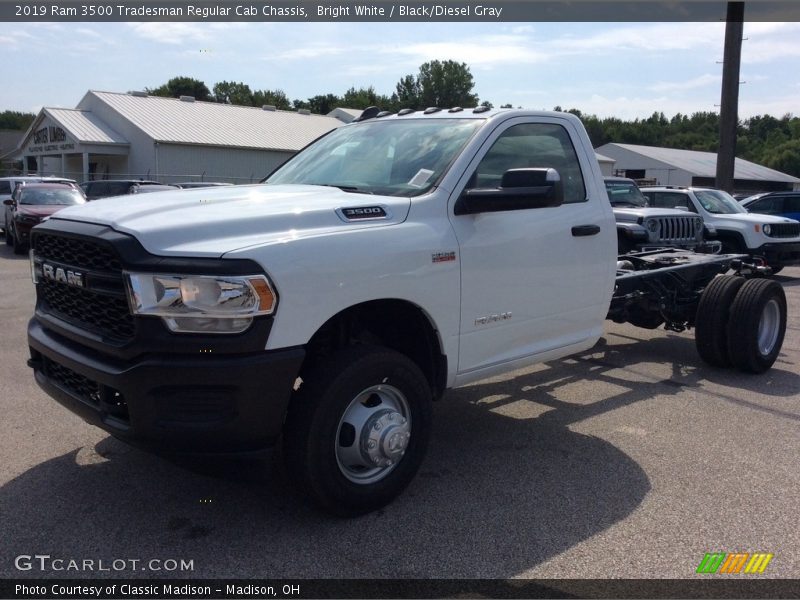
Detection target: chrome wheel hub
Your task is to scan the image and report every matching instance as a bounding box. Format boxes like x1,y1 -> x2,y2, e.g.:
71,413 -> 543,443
335,384 -> 412,484
362,409 -> 411,468
757,299 -> 781,356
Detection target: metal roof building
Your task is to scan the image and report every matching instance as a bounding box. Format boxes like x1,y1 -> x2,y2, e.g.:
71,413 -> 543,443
595,142 -> 800,193
13,91 -> 344,184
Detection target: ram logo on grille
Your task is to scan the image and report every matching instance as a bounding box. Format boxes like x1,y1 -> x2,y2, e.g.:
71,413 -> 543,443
42,263 -> 84,288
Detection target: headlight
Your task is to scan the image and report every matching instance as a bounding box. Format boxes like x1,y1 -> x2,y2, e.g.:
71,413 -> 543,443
762,224 -> 772,236
125,272 -> 276,334
645,219 -> 659,233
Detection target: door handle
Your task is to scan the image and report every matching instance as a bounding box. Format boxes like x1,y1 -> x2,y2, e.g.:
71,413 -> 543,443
571,224 -> 601,237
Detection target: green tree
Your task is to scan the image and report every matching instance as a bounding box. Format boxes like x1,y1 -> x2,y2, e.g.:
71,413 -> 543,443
760,139 -> 800,177
341,86 -> 392,110
393,60 -> 479,111
213,81 -> 254,105
147,76 -> 212,101
392,74 -> 420,110
0,110 -> 36,130
416,60 -> 479,108
252,89 -> 292,110
306,93 -> 341,114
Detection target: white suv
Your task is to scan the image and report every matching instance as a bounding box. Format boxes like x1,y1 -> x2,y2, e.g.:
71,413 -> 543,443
640,186 -> 800,274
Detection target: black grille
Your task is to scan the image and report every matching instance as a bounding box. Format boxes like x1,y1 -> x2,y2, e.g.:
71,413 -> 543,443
35,234 -> 122,272
767,223 -> 800,238
33,232 -> 135,343
42,357 -> 129,422
39,279 -> 135,340
44,357 -> 101,406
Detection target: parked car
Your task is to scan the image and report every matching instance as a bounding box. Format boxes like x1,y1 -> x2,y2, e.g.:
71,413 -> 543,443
81,179 -> 166,200
641,186 -> 800,273
603,176 -> 718,254
4,183 -> 85,254
740,191 -> 800,222
174,182 -> 234,189
2,176 -> 77,234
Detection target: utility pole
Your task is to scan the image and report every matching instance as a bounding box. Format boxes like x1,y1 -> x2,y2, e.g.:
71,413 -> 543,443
716,1 -> 745,192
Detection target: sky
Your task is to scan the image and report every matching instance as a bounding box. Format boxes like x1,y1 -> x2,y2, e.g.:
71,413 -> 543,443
3,20 -> 800,120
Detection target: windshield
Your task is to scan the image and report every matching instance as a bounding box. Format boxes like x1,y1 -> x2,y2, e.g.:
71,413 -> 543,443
604,181 -> 647,207
694,189 -> 746,214
266,119 -> 483,197
20,188 -> 85,206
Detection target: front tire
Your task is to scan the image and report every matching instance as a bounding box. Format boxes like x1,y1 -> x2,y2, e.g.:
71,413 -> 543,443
726,279 -> 787,374
283,344 -> 432,516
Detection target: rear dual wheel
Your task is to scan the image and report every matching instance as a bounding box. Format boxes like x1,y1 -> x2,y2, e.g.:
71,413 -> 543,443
726,279 -> 786,373
695,276 -> 786,373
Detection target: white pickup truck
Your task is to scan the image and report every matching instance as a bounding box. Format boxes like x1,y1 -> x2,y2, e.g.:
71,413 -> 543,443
26,108 -> 787,515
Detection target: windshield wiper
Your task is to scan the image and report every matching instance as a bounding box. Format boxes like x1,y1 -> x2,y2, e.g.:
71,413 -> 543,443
316,183 -> 374,195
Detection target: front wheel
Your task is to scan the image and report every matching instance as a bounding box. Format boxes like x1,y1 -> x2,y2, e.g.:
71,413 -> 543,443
726,279 -> 787,374
282,344 -> 432,516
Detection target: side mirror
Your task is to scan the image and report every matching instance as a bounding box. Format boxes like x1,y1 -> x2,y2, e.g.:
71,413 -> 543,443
3,199 -> 14,206
454,168 -> 564,215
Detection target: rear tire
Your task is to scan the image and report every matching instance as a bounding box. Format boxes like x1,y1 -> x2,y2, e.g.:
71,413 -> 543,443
695,275 -> 745,368
283,344 -> 432,516
726,279 -> 786,374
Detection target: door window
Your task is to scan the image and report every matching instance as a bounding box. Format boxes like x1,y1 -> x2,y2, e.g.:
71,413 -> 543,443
645,191 -> 696,212
469,123 -> 587,204
749,196 -> 784,215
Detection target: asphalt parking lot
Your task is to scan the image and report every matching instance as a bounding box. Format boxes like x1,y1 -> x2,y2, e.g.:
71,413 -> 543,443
1,241 -> 798,581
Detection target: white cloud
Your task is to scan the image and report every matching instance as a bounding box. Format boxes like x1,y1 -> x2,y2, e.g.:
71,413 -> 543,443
389,39 -> 548,67
271,43 -> 348,60
551,23 -> 724,54
648,74 -> 721,93
126,22 -> 247,46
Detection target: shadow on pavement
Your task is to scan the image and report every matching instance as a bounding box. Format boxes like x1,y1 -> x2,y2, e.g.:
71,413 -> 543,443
3,327 -> 796,578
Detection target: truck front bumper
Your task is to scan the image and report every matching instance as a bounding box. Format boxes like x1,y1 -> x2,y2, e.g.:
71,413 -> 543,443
754,241 -> 800,268
28,319 -> 305,454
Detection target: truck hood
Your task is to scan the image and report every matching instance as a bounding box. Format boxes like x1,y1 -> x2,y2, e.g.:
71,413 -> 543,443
709,213 -> 798,226
50,184 -> 412,256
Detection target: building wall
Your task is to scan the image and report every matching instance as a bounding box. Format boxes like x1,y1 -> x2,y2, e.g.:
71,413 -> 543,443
155,144 -> 293,184
78,94 -> 156,179
597,160 -> 614,176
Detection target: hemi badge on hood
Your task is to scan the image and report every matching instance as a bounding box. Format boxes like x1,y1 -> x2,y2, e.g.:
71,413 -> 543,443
337,206 -> 389,221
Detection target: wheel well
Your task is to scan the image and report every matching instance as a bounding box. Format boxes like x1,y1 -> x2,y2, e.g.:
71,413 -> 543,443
714,229 -> 748,252
301,300 -> 447,400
